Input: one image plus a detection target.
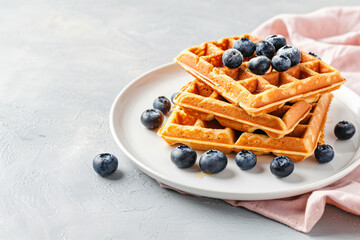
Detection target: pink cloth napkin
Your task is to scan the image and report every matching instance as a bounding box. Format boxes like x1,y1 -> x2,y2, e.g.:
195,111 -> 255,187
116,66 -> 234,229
160,6 -> 360,233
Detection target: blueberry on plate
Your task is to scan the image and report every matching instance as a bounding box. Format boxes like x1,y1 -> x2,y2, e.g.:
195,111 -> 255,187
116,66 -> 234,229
222,49 -> 243,69
256,40 -> 275,59
171,92 -> 180,104
309,52 -> 321,60
235,150 -> 257,170
170,145 -> 197,168
141,109 -> 164,130
270,156 -> 294,178
153,96 -> 171,114
93,153 -> 118,177
265,34 -> 287,51
271,55 -> 291,72
334,120 -> 356,140
199,150 -> 227,174
233,37 -> 256,57
314,144 -> 334,163
248,56 -> 271,75
276,46 -> 301,67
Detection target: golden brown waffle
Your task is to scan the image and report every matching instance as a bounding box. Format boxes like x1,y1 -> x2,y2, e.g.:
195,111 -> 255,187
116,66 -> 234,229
175,34 -> 345,116
174,79 -> 311,139
158,93 -> 333,161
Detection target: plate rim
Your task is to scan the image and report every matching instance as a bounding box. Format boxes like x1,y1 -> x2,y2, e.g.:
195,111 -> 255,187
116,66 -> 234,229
109,62 -> 360,200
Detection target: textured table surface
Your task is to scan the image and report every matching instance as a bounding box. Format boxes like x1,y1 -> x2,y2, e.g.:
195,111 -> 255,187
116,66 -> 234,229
1,0 -> 360,239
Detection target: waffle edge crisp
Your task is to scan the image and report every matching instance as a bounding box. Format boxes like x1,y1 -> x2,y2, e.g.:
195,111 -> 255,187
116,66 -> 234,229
174,79 -> 312,139
158,93 -> 333,162
175,34 -> 345,116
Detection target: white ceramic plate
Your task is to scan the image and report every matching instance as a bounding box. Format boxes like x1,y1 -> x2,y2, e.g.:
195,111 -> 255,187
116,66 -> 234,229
110,63 -> 360,200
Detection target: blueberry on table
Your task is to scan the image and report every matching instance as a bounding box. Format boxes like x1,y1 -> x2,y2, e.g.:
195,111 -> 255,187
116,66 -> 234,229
255,40 -> 275,59
309,52 -> 321,59
141,109 -> 164,130
170,145 -> 197,168
265,34 -> 287,51
153,96 -> 171,114
233,37 -> 256,57
171,92 -> 180,104
248,56 -> 271,75
334,121 -> 356,140
271,55 -> 291,72
270,156 -> 294,178
93,153 -> 118,177
222,49 -> 243,69
314,144 -> 334,163
199,150 -> 227,174
276,46 -> 301,67
235,150 -> 257,170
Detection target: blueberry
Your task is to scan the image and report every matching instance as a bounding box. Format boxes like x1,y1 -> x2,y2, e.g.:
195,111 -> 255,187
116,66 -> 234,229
235,150 -> 257,170
271,55 -> 291,72
314,144 -> 334,163
277,46 -> 301,67
199,150 -> 227,174
309,52 -> 321,60
171,92 -> 180,104
256,40 -> 275,59
248,56 -> 271,75
233,37 -> 256,57
265,34 -> 287,51
334,121 -> 356,140
170,145 -> 197,168
93,153 -> 118,177
141,109 -> 164,130
270,156 -> 294,178
222,49 -> 243,69
153,96 -> 171,114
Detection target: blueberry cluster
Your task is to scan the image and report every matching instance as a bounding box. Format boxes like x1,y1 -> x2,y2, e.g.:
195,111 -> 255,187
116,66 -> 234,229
222,34 -> 303,75
95,95 -> 173,178
95,94 -> 174,178
171,146 -> 228,174
171,145 -> 297,178
313,121 -> 356,164
140,95 -> 173,130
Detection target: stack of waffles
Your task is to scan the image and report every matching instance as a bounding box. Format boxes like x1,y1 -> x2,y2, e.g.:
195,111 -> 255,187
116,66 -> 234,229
158,34 -> 346,161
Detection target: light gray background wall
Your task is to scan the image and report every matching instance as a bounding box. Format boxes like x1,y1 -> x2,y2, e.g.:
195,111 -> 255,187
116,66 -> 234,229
0,0 -> 359,239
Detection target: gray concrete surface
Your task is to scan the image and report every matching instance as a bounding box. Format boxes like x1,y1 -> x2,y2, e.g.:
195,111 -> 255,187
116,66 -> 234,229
0,0 -> 359,239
